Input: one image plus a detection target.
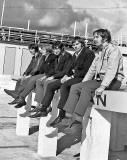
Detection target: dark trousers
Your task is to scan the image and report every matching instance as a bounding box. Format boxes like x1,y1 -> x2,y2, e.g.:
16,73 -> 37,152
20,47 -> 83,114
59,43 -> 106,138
57,77 -> 83,109
42,79 -> 62,107
19,74 -> 44,98
64,79 -> 121,117
15,77 -> 32,93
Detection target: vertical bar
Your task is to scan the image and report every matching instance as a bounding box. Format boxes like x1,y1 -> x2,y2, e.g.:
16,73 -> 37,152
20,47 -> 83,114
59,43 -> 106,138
1,0 -> 5,26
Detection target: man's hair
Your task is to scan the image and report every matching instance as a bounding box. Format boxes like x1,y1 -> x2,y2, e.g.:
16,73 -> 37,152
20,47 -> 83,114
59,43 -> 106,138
46,48 -> 53,54
53,42 -> 64,52
72,36 -> 84,46
93,29 -> 111,43
28,43 -> 39,52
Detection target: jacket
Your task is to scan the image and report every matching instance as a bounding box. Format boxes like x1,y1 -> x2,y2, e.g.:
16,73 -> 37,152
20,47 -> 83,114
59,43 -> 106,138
53,51 -> 73,79
39,53 -> 57,76
71,47 -> 95,78
23,52 -> 42,76
83,43 -> 124,87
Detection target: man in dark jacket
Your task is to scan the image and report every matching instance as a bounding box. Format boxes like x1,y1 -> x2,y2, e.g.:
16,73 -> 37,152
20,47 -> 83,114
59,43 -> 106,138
7,46 -> 57,108
29,37 -> 95,119
24,47 -> 73,118
4,43 -> 40,96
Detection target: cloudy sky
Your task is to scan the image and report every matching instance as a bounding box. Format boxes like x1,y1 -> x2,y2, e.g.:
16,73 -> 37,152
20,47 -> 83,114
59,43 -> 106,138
0,0 -> 126,37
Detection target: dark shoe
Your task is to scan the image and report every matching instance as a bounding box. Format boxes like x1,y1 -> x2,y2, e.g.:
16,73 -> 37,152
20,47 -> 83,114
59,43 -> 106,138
73,153 -> 80,157
4,89 -> 19,99
58,109 -> 66,118
8,96 -> 25,105
20,110 -> 31,117
63,120 -> 82,135
29,105 -> 42,113
29,110 -> 43,118
50,116 -> 64,127
56,117 -> 73,127
39,107 -> 52,117
14,101 -> 26,108
29,107 -> 52,118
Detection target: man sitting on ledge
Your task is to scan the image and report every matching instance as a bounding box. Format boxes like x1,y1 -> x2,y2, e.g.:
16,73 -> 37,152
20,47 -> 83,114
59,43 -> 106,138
52,28 -> 124,134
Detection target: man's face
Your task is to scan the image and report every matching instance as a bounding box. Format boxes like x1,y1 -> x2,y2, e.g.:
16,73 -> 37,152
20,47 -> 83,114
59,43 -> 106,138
93,33 -> 103,46
53,48 -> 61,55
73,40 -> 82,51
39,47 -> 46,55
29,48 -> 36,56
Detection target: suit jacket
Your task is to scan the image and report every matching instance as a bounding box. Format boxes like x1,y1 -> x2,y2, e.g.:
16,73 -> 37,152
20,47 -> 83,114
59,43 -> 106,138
23,53 -> 41,76
71,47 -> 95,78
39,53 -> 57,76
53,52 -> 73,79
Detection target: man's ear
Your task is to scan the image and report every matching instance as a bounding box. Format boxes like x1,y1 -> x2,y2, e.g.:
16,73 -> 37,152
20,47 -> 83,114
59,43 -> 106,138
102,38 -> 107,43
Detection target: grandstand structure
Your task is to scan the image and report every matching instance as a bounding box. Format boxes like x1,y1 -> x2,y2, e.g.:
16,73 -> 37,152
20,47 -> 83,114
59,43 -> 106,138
0,25 -> 93,46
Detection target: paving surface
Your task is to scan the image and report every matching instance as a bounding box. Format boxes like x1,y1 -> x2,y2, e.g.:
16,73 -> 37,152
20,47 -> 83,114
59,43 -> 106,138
0,76 -> 127,160
0,83 -> 81,160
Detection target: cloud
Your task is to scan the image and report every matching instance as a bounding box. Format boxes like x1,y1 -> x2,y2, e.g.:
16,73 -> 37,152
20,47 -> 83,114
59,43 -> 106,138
39,14 -> 59,27
68,0 -> 127,36
1,0 -> 127,37
24,2 -> 34,12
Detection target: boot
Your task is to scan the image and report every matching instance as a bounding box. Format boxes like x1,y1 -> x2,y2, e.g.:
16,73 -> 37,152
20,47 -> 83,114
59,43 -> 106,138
50,109 -> 65,127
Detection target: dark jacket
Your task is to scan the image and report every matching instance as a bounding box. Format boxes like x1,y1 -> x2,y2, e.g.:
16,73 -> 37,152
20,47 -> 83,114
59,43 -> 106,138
30,52 -> 44,76
53,52 -> 73,79
39,53 -> 57,76
23,53 -> 42,76
71,47 -> 95,78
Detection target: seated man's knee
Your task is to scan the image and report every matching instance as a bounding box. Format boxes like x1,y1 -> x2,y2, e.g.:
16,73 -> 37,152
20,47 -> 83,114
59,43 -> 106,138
70,83 -> 81,92
36,79 -> 43,86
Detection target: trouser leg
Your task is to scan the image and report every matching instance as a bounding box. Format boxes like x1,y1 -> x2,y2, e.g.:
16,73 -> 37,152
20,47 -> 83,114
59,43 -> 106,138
74,79 -> 121,117
19,74 -> 44,98
57,78 -> 83,109
15,79 -> 22,91
42,79 -> 61,107
34,79 -> 44,103
63,82 -> 85,114
74,80 -> 101,116
15,77 -> 31,93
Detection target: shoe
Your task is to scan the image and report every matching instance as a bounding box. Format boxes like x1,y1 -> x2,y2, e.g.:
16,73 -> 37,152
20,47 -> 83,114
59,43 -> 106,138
20,110 -> 31,117
4,89 -> 19,99
14,101 -> 26,108
29,110 -> 43,118
63,120 -> 82,135
29,107 -> 52,118
50,116 -> 64,127
29,105 -> 42,113
8,96 -> 25,105
73,153 -> 80,157
58,117 -> 73,127
39,107 -> 52,117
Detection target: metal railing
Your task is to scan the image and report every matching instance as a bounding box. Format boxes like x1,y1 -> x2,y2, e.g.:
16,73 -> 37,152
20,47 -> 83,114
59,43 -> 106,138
0,25 -> 93,46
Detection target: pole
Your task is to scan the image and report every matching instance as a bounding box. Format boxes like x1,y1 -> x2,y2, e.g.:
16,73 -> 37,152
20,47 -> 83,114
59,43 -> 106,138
85,21 -> 88,46
74,21 -> 76,37
120,32 -> 122,46
1,0 -> 5,26
27,19 -> 30,30
85,21 -> 88,39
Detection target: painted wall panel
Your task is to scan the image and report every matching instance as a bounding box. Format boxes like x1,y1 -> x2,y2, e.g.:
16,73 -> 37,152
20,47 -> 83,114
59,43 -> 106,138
3,47 -> 16,75
0,44 -> 6,74
20,48 -> 32,75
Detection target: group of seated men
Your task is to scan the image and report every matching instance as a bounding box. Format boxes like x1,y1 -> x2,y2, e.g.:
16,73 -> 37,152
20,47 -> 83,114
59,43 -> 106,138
4,28 -> 124,135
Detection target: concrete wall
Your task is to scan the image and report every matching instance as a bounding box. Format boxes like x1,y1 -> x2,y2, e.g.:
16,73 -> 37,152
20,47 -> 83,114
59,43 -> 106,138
0,43 -> 32,76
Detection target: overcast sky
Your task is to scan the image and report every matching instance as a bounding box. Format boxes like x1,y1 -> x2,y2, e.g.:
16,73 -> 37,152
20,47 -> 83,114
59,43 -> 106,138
0,0 -> 126,37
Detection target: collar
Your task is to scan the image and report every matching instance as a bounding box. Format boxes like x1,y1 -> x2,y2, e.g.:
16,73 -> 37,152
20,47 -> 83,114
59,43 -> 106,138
102,42 -> 109,50
75,47 -> 83,56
